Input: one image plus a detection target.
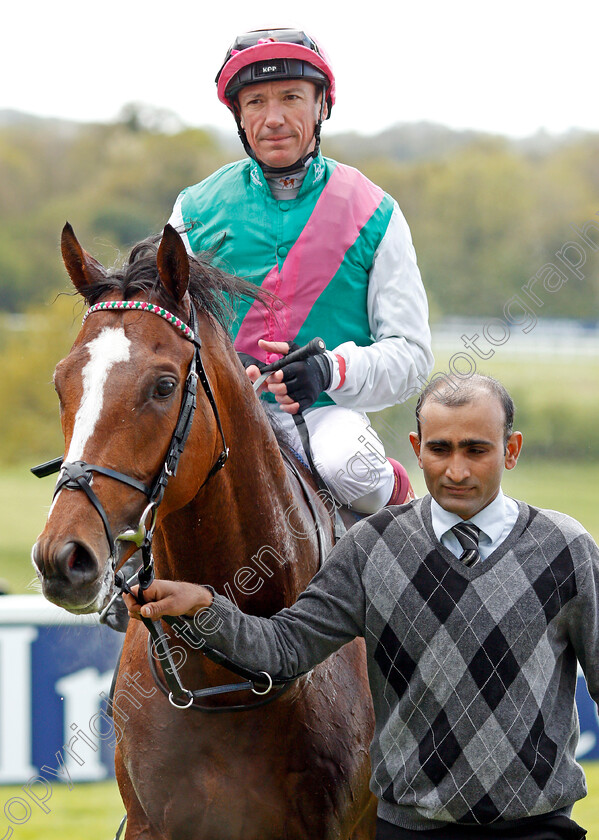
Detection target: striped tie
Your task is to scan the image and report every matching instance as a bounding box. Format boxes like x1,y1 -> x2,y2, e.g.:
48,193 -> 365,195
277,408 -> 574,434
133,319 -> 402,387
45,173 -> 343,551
451,522 -> 481,567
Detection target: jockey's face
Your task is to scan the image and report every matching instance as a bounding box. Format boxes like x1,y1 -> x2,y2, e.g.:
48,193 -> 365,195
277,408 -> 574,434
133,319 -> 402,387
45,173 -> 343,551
238,79 -> 323,169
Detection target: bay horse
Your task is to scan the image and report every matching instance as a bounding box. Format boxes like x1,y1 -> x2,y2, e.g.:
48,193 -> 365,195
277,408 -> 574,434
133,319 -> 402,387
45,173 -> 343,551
32,224 -> 376,840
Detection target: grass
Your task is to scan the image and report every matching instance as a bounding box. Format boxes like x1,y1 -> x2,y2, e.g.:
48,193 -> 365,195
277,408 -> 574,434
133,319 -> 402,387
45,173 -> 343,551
433,354 -> 599,461
0,768 -> 596,838
501,459 -> 599,539
0,465 -> 51,593
0,781 -> 124,839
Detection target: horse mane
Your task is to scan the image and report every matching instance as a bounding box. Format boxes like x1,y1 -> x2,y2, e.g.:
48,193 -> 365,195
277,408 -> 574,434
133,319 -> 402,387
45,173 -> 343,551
81,232 -> 267,331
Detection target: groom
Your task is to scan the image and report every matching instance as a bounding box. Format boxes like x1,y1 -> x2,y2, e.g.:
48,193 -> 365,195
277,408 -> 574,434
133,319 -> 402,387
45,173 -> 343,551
124,374 -> 594,839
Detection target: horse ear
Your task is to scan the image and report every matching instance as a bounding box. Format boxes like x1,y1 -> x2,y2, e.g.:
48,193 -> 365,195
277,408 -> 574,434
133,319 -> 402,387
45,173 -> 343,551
157,224 -> 190,304
61,222 -> 107,294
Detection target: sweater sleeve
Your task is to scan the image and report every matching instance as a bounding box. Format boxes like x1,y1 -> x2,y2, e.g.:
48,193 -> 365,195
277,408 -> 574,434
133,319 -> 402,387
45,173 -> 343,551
566,531 -> 599,707
326,202 -> 434,411
184,531 -> 366,680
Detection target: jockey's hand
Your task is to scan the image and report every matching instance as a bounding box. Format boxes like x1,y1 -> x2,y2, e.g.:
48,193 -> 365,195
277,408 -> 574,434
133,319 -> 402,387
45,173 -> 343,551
122,580 -> 213,621
277,342 -> 332,413
237,351 -> 266,372
250,340 -> 332,413
247,340 -> 295,406
238,350 -> 270,394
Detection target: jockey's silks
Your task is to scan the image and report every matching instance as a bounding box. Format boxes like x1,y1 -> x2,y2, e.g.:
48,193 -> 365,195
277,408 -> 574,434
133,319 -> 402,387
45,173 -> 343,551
173,153 -> 395,408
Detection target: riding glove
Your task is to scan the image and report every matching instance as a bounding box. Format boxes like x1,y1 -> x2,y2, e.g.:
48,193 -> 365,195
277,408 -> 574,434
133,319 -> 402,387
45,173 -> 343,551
237,352 -> 266,372
281,347 -> 333,412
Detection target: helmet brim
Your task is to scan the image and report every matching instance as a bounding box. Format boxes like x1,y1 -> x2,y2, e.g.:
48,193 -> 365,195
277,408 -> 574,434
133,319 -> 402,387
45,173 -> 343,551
217,42 -> 336,110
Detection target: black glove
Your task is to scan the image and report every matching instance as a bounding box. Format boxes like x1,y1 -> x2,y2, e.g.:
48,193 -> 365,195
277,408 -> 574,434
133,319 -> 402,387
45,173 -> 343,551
237,352 -> 266,372
281,348 -> 333,412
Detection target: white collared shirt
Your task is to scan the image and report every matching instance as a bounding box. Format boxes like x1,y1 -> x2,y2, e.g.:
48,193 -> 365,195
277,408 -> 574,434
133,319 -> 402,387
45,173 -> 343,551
431,489 -> 520,562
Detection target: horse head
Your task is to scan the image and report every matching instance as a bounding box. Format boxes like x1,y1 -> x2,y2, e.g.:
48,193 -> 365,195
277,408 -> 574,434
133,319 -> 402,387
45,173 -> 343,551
32,223 -> 229,613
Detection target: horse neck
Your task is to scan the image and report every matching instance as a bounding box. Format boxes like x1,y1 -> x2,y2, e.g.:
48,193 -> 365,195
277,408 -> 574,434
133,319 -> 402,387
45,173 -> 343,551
155,337 -> 322,615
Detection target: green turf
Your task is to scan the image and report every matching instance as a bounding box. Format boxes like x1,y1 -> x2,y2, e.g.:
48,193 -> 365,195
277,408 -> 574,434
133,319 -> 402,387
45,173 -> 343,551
1,356 -> 598,831
501,459 -> 599,540
0,781 -> 124,839
0,465 -> 51,593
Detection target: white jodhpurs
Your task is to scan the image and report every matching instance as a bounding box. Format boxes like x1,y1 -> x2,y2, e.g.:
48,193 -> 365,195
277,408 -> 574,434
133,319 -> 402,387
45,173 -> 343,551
275,405 -> 394,514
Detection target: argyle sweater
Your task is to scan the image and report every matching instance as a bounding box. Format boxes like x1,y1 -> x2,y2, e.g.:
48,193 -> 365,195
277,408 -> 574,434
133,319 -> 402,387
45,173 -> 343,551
195,497 -> 599,830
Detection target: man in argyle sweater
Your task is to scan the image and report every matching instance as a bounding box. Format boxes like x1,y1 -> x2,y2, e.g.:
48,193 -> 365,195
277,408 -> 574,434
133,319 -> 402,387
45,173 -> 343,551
125,375 -> 595,839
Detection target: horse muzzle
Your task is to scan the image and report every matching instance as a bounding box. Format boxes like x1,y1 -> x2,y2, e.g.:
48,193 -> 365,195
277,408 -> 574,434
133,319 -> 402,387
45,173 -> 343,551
32,534 -> 114,613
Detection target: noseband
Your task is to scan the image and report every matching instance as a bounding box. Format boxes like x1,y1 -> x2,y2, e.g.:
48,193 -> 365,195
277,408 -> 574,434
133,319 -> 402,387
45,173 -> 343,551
53,300 -> 228,571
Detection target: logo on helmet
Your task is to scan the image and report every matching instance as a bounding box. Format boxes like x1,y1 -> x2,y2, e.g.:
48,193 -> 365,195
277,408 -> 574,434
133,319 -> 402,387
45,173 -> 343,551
256,60 -> 285,78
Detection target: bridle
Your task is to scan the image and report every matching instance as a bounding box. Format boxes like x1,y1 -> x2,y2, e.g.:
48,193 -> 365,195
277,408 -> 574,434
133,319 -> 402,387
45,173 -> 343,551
36,298 -> 298,711
54,300 -> 228,580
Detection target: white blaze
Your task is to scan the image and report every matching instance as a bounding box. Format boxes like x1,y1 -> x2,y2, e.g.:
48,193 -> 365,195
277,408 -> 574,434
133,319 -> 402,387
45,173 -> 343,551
66,327 -> 131,462
47,327 -> 131,523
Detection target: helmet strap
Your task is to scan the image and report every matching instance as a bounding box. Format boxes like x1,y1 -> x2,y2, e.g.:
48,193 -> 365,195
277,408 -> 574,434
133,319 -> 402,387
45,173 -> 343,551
233,83 -> 327,178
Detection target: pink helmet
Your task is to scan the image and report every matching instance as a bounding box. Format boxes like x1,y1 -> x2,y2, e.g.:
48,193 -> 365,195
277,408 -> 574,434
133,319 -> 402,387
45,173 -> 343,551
215,29 -> 336,118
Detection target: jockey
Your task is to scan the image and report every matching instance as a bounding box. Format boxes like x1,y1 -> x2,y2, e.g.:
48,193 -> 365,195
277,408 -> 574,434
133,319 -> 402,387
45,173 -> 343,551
168,28 -> 434,512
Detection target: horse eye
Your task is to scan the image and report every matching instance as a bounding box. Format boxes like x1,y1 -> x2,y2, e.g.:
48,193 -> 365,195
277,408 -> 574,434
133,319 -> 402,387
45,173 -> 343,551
154,378 -> 177,399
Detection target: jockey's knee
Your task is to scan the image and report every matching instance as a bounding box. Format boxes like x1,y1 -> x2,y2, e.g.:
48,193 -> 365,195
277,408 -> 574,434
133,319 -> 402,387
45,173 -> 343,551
299,407 -> 414,513
328,457 -> 414,513
311,435 -> 395,513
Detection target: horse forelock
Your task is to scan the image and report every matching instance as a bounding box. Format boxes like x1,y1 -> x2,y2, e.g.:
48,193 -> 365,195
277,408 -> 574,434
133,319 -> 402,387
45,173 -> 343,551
80,233 -> 269,333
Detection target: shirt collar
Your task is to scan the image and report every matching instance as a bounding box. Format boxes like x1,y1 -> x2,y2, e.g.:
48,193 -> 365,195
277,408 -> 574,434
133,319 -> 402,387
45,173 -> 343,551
431,489 -> 507,546
249,151 -> 326,196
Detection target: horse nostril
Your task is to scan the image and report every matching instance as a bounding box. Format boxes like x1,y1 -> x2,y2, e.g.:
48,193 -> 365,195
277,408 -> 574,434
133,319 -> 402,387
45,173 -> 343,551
32,543 -> 45,576
58,541 -> 99,584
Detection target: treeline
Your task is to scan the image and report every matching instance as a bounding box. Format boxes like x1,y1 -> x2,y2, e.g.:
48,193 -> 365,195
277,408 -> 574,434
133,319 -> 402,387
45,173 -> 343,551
342,135 -> 599,321
1,109 -> 598,467
0,109 -> 598,319
0,115 -> 226,311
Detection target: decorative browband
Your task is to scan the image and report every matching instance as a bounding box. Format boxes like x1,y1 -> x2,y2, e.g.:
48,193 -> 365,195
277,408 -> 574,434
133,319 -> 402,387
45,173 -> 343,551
83,300 -> 195,343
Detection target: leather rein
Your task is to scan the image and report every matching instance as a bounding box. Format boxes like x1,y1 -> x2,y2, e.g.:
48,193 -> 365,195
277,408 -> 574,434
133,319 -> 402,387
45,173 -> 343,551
32,299 -> 309,711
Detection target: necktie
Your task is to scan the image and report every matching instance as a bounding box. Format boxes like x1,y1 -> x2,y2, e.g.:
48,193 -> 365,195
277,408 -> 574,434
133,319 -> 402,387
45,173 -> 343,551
451,522 -> 481,567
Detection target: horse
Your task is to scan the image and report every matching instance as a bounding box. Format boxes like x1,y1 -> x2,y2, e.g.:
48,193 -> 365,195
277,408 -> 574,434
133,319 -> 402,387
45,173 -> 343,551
32,223 -> 376,840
